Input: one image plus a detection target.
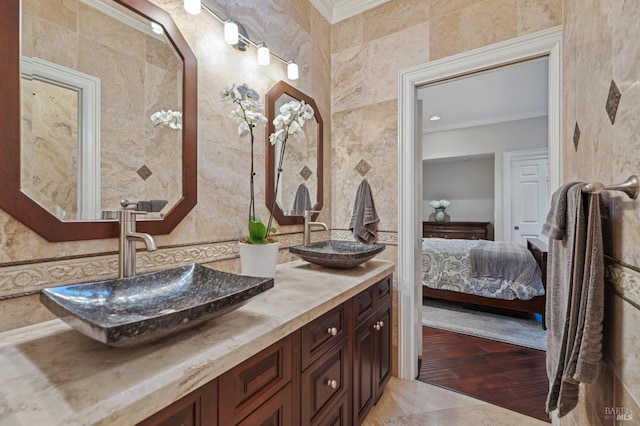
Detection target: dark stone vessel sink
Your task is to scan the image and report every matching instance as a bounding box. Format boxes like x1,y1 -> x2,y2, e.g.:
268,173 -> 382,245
289,240 -> 385,269
40,264 -> 273,347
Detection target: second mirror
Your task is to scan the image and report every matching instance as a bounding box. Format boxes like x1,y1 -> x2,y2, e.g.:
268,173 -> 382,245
265,81 -> 323,225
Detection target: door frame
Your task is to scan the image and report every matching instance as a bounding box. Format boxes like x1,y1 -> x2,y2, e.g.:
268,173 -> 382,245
503,148 -> 549,244
397,26 -> 563,380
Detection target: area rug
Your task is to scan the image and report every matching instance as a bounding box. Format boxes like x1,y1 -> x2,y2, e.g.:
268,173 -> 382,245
422,299 -> 547,351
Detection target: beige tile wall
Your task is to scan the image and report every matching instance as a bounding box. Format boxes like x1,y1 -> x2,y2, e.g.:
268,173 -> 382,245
330,0 -> 562,376
560,0 -> 640,424
0,0 -> 331,329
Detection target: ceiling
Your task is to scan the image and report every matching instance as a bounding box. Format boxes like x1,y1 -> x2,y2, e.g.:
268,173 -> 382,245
309,0 -> 390,24
418,57 -> 549,134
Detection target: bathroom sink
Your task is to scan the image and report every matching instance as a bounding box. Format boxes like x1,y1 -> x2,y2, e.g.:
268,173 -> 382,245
40,264 -> 274,347
289,240 -> 385,269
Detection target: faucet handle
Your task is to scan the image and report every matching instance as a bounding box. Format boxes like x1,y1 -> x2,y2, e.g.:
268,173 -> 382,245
304,209 -> 322,217
120,200 -> 148,215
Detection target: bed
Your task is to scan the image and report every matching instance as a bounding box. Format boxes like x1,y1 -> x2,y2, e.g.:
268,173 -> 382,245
422,237 -> 547,325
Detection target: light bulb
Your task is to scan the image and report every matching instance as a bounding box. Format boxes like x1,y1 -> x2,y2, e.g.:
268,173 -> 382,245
224,20 -> 238,45
287,61 -> 299,80
257,43 -> 270,66
183,0 -> 201,15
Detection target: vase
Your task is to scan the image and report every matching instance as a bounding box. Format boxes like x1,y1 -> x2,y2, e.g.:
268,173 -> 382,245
238,241 -> 279,277
434,208 -> 446,222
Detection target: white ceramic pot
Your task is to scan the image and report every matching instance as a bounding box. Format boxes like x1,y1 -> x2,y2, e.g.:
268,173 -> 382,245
434,208 -> 446,222
238,241 -> 279,278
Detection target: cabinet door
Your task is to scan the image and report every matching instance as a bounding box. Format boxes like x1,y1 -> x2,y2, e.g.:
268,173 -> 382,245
137,379 -> 217,426
237,383 -> 293,426
373,301 -> 392,403
219,334 -> 293,425
352,316 -> 374,425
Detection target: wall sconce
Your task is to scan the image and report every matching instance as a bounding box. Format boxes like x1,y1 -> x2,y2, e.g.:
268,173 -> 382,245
257,43 -> 270,66
193,2 -> 300,80
287,61 -> 299,80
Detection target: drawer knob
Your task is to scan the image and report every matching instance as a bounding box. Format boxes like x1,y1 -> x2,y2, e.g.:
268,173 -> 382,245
327,379 -> 338,389
327,327 -> 338,336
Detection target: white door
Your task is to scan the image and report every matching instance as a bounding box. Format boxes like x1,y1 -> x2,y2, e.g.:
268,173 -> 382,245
510,156 -> 549,245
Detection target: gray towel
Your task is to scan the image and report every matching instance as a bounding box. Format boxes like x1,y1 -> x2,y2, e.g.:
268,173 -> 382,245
292,184 -> 312,215
348,180 -> 380,244
542,183 -> 604,417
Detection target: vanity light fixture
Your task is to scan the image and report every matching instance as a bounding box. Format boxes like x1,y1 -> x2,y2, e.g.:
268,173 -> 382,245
257,43 -> 270,66
287,61 -> 299,80
429,115 -> 441,121
201,4 -> 300,78
183,0 -> 201,15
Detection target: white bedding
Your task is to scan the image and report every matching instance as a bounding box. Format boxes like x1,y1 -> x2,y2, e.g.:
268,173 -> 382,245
422,238 -> 545,301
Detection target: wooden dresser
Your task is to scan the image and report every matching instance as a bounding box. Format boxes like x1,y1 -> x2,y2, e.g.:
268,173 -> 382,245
422,221 -> 491,240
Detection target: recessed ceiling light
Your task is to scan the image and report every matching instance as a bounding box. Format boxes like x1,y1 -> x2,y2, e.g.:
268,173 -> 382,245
429,115 -> 441,121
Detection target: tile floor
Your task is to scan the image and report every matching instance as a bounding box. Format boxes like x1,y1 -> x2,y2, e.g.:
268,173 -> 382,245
363,377 -> 549,425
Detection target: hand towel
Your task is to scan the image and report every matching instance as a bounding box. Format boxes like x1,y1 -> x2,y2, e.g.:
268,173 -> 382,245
348,179 -> 380,244
291,183 -> 312,215
542,183 -> 604,417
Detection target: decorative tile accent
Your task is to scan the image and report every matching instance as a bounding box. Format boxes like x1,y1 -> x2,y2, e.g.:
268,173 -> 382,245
0,231 -> 330,299
605,260 -> 640,309
354,159 -> 372,177
299,165 -> 312,181
573,122 -> 581,151
137,165 -> 153,180
331,229 -> 398,245
606,79 -> 622,125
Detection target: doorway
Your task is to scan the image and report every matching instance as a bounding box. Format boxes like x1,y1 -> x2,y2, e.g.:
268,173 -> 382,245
396,27 -> 562,381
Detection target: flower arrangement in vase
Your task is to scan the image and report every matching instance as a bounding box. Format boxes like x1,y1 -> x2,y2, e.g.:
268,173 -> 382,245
429,199 -> 450,222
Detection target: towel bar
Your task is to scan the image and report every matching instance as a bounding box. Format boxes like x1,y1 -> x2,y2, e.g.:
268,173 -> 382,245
582,175 -> 638,199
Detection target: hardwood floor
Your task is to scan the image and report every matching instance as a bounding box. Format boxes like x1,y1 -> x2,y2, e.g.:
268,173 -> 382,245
418,326 -> 550,422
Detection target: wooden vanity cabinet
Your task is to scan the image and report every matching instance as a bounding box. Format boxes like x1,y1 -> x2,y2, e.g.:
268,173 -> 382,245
218,333 -> 297,425
352,277 -> 392,425
136,379 -> 217,426
139,275 -> 392,426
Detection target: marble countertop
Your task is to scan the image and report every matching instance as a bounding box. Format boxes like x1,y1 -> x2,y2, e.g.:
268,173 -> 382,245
0,260 -> 394,426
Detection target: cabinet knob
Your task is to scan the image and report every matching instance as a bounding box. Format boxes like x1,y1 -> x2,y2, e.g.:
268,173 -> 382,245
514,226 -> 519,230
327,379 -> 338,389
327,327 -> 338,336
373,323 -> 381,331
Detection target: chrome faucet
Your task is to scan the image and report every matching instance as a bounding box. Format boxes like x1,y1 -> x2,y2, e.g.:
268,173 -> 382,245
303,210 -> 328,246
118,200 -> 158,278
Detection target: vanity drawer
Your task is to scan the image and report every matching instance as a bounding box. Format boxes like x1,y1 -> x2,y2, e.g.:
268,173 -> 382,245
218,333 -> 294,425
301,337 -> 350,425
353,286 -> 375,326
301,301 -> 350,369
375,276 -> 392,307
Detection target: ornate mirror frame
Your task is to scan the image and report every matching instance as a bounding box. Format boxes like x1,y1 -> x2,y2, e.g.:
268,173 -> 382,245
0,0 -> 197,242
265,81 -> 324,226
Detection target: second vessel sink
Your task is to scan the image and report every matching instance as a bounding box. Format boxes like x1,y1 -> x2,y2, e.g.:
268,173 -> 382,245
40,263 -> 274,347
289,240 -> 385,269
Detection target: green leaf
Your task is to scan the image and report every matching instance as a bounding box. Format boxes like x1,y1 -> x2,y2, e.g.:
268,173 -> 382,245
248,220 -> 267,244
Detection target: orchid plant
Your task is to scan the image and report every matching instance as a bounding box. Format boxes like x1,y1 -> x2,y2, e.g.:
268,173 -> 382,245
266,100 -> 315,237
150,109 -> 182,129
220,84 -> 270,244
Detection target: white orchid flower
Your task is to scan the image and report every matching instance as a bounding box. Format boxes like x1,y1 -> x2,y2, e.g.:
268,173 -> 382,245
237,121 -> 250,136
220,85 -> 236,105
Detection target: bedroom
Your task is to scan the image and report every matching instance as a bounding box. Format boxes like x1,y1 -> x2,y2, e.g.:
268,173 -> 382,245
418,57 -> 551,420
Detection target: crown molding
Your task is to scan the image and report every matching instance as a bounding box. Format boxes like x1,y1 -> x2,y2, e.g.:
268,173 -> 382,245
309,0 -> 390,24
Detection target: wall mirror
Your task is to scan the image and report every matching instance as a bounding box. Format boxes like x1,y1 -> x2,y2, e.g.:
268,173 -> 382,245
0,0 -> 197,241
265,81 -> 323,226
